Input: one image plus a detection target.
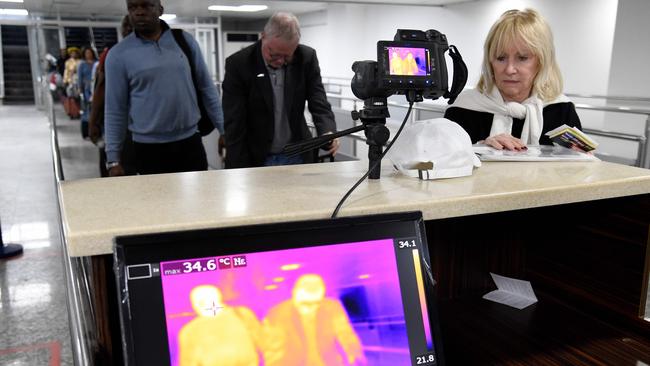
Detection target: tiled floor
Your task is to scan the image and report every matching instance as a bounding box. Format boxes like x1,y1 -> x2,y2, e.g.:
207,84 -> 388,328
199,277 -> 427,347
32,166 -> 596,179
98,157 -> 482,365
0,101 -> 99,366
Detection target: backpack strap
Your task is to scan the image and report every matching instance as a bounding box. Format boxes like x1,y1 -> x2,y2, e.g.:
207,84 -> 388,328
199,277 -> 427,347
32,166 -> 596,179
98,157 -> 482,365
171,29 -> 214,135
171,29 -> 197,84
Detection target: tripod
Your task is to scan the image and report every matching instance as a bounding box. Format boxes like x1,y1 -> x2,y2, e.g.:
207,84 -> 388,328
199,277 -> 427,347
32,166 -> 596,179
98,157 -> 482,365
283,97 -> 391,179
0,218 -> 23,259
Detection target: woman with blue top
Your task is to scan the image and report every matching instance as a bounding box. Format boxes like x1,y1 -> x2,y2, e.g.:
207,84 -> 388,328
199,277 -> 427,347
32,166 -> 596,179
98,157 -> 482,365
78,47 -> 98,139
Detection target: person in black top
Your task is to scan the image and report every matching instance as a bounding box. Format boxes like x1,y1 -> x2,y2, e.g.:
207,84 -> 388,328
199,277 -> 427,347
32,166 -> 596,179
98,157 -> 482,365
444,8 -> 581,151
56,48 -> 68,78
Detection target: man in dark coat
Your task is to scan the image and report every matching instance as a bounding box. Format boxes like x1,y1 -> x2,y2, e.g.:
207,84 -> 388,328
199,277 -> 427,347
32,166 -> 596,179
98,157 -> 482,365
222,12 -> 339,168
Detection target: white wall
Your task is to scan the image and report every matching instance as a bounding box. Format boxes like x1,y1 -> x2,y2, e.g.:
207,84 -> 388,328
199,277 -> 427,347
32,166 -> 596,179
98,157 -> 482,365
608,0 -> 650,98
299,0 -> 618,95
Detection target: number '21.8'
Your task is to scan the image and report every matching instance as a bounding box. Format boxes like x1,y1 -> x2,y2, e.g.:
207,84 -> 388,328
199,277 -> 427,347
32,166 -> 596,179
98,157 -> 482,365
416,354 -> 435,364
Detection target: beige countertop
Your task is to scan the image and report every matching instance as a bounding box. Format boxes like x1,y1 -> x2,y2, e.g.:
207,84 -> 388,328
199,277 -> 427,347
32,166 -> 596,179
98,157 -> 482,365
59,160 -> 650,257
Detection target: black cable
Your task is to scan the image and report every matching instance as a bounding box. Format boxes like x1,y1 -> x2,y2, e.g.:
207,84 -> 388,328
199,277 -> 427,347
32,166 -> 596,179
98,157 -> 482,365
284,125 -> 366,157
331,101 -> 414,219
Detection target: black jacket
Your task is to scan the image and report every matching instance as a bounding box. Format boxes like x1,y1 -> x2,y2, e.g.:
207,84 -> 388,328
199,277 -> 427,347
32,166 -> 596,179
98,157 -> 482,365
222,41 -> 335,168
444,102 -> 582,145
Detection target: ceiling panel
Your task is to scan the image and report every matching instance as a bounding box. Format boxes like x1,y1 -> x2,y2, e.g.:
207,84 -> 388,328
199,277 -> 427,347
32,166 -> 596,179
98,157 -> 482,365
17,0 -> 476,20
22,0 -> 324,19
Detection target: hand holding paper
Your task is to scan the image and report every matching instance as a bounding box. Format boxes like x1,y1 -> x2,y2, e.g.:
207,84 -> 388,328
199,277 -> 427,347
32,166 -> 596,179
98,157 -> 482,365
545,124 -> 598,152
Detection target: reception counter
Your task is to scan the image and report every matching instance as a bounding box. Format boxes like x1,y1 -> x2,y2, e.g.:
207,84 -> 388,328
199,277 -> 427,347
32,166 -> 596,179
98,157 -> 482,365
58,160 -> 650,365
60,160 -> 650,256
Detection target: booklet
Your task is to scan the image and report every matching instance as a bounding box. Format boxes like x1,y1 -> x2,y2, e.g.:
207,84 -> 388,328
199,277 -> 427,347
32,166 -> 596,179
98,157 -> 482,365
545,124 -> 598,152
473,144 -> 598,162
483,273 -> 538,310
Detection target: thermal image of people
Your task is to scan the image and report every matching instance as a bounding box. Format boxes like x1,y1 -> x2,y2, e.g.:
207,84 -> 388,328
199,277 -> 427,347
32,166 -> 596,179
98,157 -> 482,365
262,274 -> 367,366
404,52 -> 419,75
390,51 -> 404,75
178,285 -> 262,366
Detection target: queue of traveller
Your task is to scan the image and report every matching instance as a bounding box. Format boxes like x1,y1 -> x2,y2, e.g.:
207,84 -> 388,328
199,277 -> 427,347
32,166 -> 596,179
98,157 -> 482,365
101,0 -> 339,177
87,0 -> 581,178
51,45 -> 97,137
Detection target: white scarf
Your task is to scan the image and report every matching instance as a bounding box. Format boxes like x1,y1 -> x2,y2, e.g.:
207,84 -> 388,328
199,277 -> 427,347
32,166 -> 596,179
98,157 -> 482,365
451,88 -> 570,144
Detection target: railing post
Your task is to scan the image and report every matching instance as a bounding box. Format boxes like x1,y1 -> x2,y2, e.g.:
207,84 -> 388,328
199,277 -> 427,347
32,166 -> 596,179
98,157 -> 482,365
411,108 -> 419,124
639,114 -> 650,169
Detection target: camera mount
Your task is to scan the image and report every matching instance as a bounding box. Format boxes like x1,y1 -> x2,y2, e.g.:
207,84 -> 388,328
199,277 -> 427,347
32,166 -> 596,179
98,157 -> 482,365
282,96 -> 391,179
284,28 -> 467,181
351,97 -> 391,179
283,94 -> 419,180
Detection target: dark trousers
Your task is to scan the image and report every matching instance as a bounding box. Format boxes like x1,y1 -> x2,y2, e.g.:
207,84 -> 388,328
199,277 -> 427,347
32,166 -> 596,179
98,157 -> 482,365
133,133 -> 207,175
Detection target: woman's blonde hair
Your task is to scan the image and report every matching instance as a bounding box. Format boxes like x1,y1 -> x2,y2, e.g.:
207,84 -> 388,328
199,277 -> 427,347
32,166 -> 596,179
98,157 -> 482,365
477,8 -> 563,102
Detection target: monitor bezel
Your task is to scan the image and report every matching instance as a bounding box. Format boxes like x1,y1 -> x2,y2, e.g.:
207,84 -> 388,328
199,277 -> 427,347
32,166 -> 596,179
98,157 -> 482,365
114,211 -> 445,366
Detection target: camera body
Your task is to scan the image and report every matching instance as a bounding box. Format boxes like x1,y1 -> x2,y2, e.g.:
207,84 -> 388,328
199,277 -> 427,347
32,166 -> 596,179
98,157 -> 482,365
352,29 -> 466,103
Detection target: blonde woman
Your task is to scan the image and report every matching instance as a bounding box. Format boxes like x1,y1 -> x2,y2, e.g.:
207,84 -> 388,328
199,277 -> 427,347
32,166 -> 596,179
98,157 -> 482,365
445,9 -> 581,151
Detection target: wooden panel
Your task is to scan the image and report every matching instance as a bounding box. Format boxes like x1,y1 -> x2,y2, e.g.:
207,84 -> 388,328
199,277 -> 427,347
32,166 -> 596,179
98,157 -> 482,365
439,295 -> 650,366
428,194 -> 650,365
526,195 -> 650,322
91,255 -> 123,366
426,194 -> 650,321
425,212 -> 527,299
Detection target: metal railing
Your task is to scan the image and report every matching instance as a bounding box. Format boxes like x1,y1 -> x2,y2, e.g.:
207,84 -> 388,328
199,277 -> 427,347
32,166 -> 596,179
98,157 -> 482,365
43,83 -> 94,366
566,93 -> 650,103
323,84 -> 650,169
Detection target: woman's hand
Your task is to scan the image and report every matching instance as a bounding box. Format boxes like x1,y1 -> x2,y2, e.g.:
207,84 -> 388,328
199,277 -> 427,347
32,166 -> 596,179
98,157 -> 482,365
484,133 -> 527,151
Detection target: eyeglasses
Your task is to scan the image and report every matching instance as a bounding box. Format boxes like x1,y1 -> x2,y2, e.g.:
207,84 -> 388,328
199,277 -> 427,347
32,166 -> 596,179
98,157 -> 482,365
265,44 -> 294,63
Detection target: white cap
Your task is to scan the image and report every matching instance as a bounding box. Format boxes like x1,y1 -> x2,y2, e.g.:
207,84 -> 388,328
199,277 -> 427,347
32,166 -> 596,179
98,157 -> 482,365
388,118 -> 481,180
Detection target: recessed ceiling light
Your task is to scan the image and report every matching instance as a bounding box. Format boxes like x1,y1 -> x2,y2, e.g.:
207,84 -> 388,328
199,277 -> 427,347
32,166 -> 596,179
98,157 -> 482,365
279,263 -> 300,271
159,13 -> 176,21
0,8 -> 28,15
0,0 -> 25,3
208,5 -> 268,12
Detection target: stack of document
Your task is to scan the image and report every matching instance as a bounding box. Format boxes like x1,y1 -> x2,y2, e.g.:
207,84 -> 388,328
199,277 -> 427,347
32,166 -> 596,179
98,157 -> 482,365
473,144 -> 598,162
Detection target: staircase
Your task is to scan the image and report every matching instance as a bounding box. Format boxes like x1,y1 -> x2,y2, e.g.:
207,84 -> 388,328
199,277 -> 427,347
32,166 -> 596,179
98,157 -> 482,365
1,25 -> 34,104
64,26 -> 90,50
92,27 -> 118,52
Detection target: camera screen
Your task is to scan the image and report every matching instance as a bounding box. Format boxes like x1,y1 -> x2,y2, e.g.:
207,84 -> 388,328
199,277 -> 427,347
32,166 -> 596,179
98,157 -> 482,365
158,238 -> 431,366
387,47 -> 429,76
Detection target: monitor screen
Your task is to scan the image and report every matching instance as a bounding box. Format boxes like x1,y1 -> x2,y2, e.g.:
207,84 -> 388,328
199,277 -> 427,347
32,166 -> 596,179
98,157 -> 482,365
386,46 -> 430,76
115,212 -> 444,366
